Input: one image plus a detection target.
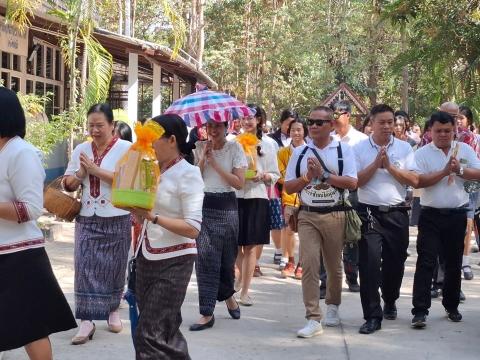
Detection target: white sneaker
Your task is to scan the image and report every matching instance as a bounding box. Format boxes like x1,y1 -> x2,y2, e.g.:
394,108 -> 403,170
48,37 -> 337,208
297,319 -> 323,338
324,304 -> 340,327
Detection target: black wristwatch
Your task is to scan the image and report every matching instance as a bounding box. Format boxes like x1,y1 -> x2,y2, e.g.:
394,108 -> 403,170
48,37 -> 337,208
321,171 -> 331,183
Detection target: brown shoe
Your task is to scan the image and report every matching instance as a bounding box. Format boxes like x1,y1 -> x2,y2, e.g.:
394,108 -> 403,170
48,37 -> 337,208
294,263 -> 303,280
281,262 -> 295,278
71,322 -> 95,345
253,265 -> 263,277
108,311 -> 123,333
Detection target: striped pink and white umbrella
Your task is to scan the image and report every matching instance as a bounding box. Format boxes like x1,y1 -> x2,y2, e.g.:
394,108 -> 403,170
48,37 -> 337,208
164,90 -> 256,127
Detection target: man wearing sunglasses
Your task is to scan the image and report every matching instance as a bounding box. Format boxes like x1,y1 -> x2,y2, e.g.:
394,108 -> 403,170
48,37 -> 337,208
284,106 -> 357,338
318,101 -> 368,296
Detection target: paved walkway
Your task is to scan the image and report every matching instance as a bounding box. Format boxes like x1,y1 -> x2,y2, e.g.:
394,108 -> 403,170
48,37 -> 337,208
3,223 -> 480,359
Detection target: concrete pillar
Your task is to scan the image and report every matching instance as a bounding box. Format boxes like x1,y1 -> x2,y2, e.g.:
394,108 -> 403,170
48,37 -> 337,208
152,63 -> 162,117
127,52 -> 138,123
172,74 -> 181,101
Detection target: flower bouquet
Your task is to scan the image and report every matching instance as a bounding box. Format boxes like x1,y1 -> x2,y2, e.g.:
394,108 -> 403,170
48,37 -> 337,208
236,133 -> 259,179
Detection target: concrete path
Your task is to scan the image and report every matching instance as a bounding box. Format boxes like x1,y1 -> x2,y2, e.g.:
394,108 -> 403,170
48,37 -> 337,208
4,223 -> 480,360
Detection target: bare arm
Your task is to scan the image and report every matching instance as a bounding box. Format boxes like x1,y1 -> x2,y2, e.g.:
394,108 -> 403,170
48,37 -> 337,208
0,202 -> 19,222
326,174 -> 358,191
357,152 -> 381,188
461,168 -> 480,181
130,208 -> 200,239
284,176 -> 309,195
417,169 -> 448,188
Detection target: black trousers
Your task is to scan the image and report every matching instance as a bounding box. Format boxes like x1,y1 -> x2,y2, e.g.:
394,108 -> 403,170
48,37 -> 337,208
412,208 -> 466,315
358,205 -> 409,320
320,191 -> 359,288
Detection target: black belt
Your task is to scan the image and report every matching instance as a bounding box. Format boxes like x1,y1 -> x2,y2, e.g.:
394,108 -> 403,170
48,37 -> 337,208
421,205 -> 469,215
358,202 -> 410,213
300,205 -> 351,213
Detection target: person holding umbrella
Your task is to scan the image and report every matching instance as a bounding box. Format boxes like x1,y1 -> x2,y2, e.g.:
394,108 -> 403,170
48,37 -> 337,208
190,118 -> 247,331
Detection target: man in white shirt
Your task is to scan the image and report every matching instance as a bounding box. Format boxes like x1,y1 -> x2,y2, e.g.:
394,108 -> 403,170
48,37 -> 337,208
285,106 -> 357,338
326,100 -> 368,293
410,111 -> 480,328
354,104 -> 418,334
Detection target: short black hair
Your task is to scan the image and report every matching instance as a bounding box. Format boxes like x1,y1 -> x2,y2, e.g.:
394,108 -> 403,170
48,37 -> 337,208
332,100 -> 352,114
279,109 -> 298,123
0,87 -> 26,138
428,111 -> 455,127
311,105 -> 333,115
114,121 -> 133,142
87,103 -> 114,124
394,110 -> 410,121
370,104 -> 395,120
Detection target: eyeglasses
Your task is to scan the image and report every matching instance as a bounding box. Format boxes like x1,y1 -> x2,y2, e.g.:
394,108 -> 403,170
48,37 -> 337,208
306,118 -> 331,127
333,111 -> 348,120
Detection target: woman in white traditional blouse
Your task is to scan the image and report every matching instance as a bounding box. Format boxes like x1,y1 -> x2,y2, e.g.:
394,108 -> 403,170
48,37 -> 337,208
63,103 -> 132,345
189,120 -> 247,331
235,105 -> 280,306
0,87 -> 76,358
128,114 -> 204,359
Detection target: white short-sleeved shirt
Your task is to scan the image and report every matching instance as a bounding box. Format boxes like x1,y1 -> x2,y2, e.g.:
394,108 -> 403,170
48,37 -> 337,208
194,140 -> 247,193
285,140 -> 357,207
0,137 -> 46,255
354,136 -> 415,206
65,138 -> 131,217
411,141 -> 480,208
332,126 -> 368,147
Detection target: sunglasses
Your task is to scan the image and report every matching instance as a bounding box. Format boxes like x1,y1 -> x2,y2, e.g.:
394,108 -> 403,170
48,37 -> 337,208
333,111 -> 348,119
307,118 -> 331,127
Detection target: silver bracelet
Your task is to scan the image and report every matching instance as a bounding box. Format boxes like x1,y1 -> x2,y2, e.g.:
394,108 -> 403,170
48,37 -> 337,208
73,170 -> 84,181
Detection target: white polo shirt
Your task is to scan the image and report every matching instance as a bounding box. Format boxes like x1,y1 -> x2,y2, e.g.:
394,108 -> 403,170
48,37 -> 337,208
354,136 -> 415,206
332,125 -> 368,147
285,140 -> 357,207
411,141 -> 480,208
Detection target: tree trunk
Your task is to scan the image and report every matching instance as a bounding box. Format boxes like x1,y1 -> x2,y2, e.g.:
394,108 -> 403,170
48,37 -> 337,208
187,0 -> 196,56
400,27 -> 409,112
125,0 -> 131,37
118,0 -> 123,34
196,0 -> 204,68
243,1 -> 252,100
131,0 -> 136,37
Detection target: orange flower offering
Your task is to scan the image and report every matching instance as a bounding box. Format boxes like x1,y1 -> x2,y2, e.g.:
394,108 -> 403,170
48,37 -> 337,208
112,120 -> 165,209
236,132 -> 259,179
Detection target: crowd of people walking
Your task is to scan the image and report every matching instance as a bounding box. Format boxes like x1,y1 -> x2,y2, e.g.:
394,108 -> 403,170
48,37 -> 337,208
2,83 -> 480,359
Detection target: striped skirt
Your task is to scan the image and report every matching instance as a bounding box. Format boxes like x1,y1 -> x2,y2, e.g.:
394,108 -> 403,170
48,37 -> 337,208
134,253 -> 195,360
74,214 -> 131,320
196,192 -> 239,316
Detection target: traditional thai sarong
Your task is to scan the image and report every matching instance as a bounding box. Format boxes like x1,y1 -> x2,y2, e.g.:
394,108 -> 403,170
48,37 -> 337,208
196,192 -> 238,316
0,248 -> 77,352
134,253 -> 195,360
74,214 -> 131,320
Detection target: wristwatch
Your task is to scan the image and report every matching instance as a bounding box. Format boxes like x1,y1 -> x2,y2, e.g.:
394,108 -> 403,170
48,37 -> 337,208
321,171 -> 331,183
458,166 -> 464,176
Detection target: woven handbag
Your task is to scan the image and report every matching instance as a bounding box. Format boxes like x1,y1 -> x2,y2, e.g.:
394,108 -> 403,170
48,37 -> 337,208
44,177 -> 82,222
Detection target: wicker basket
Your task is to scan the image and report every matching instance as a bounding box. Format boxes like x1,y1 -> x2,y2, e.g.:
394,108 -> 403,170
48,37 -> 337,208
44,177 -> 82,222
